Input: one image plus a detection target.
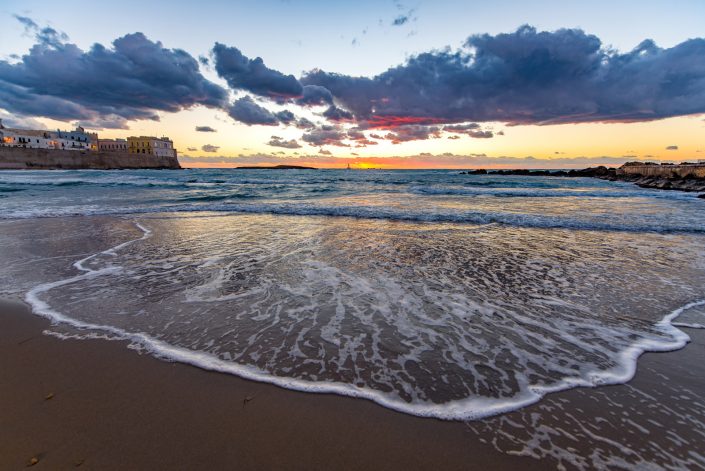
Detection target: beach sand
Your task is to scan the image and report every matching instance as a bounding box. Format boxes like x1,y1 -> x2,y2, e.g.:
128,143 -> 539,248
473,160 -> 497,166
2,299 -> 704,470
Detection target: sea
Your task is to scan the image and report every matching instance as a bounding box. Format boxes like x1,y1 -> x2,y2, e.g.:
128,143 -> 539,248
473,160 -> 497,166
1,168 -> 705,422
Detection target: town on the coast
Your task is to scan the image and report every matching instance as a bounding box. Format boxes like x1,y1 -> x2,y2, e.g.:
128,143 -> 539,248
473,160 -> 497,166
0,119 -> 177,158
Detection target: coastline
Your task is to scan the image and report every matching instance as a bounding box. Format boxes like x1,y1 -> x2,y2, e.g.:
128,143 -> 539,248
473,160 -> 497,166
2,298 -> 705,470
464,166 -> 705,194
0,299 -> 535,471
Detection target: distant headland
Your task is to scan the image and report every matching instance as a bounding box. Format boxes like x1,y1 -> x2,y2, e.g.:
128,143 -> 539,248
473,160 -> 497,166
236,165 -> 317,170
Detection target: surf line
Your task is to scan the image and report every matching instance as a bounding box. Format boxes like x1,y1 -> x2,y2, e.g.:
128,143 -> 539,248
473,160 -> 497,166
21,218 -> 705,421
25,219 -> 152,332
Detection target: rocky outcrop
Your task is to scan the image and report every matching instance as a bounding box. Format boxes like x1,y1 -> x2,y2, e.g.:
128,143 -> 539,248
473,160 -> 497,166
0,147 -> 181,170
472,166 -> 617,178
603,173 -> 705,192
459,164 -> 705,194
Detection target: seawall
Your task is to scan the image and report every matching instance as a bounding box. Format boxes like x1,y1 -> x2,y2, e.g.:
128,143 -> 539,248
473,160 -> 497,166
617,164 -> 705,179
0,147 -> 181,170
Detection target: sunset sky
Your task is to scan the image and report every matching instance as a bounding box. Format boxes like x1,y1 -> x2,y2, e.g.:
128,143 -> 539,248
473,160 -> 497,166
1,0 -> 704,168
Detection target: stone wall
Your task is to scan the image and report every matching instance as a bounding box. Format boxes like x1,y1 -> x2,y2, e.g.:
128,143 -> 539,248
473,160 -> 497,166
617,164 -> 705,179
0,147 -> 181,170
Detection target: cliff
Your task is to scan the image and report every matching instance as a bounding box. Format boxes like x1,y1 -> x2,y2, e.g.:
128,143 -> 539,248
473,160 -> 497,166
0,147 -> 181,170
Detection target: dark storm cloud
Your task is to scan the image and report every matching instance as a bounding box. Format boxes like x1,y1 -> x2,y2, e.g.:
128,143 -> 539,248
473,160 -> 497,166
196,126 -> 217,132
322,105 -> 354,122
268,136 -> 302,149
296,85 -> 333,106
275,109 -> 296,124
228,96 -> 279,125
212,43 -> 303,98
7,19 -> 705,135
0,19 -> 228,125
301,25 -> 705,126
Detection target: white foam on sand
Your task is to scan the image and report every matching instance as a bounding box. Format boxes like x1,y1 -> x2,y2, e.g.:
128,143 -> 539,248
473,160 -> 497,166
23,220 -> 705,421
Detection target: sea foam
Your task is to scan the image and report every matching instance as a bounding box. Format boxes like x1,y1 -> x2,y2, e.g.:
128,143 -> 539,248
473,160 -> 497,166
23,218 -> 705,421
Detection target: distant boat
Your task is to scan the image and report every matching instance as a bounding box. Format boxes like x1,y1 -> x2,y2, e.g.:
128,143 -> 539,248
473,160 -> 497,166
346,163 -> 351,170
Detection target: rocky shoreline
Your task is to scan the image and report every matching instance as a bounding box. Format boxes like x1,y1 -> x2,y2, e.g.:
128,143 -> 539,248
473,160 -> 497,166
461,166 -> 705,197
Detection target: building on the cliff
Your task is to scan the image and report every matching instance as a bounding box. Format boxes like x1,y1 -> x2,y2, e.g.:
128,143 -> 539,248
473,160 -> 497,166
0,120 -> 97,151
53,126 -> 98,151
127,136 -> 177,158
98,138 -> 128,152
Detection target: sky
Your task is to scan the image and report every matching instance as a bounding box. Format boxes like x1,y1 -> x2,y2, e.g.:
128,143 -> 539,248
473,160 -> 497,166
0,0 -> 704,168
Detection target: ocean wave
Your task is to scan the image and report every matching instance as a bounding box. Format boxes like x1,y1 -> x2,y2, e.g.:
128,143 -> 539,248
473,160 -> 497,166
0,186 -> 24,192
22,219 -> 705,421
3,201 -> 704,233
409,185 -> 694,199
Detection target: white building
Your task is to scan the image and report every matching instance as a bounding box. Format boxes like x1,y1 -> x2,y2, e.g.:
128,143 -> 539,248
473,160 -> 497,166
0,120 -> 97,151
51,125 -> 97,150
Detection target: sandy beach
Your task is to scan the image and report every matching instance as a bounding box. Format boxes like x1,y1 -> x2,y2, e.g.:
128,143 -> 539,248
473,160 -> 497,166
2,298 -> 704,470
3,2 -> 705,468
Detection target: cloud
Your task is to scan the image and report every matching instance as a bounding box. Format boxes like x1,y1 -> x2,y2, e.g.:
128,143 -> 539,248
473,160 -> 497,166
444,123 -> 494,138
383,125 -> 441,144
296,85 -> 334,106
73,116 -> 131,129
444,123 -> 480,132
392,15 -> 409,26
296,117 -> 316,129
202,144 -> 220,152
178,152 -> 682,169
195,126 -> 217,132
187,147 -> 198,151
346,129 -> 378,146
212,43 -> 302,98
7,21 -> 705,136
302,126 -> 350,147
666,145 -> 679,150
228,96 -> 279,125
0,109 -> 44,129
275,109 -> 296,124
268,135 -> 302,149
0,18 -> 227,126
302,25 -> 705,126
322,105 -> 354,122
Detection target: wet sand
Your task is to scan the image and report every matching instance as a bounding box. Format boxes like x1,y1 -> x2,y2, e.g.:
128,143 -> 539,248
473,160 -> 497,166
2,299 -> 704,470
